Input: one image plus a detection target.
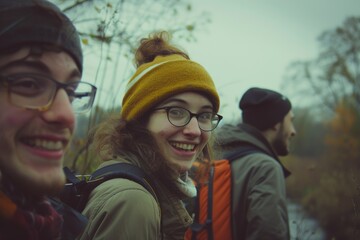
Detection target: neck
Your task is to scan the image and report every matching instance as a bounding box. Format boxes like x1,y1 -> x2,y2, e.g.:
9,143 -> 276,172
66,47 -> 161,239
260,128 -> 278,156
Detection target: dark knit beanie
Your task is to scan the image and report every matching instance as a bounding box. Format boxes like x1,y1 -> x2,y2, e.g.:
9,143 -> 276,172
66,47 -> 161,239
239,87 -> 292,131
0,0 -> 83,72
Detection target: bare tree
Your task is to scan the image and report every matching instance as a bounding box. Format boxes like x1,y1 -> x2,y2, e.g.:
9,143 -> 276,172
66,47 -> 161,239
283,16 -> 360,115
55,0 -> 209,109
51,0 -> 210,171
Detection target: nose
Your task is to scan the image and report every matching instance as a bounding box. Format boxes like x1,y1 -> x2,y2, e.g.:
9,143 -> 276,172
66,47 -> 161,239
41,89 -> 75,128
291,125 -> 297,137
183,117 -> 202,136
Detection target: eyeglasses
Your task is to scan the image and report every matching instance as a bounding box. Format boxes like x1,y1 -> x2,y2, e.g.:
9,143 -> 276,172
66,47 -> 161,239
153,106 -> 223,132
0,73 -> 97,113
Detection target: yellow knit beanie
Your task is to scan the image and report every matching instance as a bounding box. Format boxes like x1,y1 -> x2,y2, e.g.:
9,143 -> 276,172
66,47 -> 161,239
121,54 -> 220,121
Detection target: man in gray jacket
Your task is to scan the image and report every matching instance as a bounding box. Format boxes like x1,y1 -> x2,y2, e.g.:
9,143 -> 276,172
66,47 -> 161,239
217,87 -> 296,240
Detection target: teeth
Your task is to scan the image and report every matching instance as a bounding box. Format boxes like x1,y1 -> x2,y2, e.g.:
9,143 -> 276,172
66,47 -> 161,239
171,142 -> 196,151
27,139 -> 63,150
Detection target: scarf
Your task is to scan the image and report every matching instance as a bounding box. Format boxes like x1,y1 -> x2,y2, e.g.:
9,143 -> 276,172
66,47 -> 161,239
176,172 -> 197,198
0,180 -> 63,240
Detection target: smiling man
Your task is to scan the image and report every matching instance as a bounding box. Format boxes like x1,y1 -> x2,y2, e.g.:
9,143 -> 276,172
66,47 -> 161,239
0,0 -> 96,239
217,87 -> 296,240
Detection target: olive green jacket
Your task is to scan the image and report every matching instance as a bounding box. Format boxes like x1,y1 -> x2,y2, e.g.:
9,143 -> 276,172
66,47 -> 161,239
78,159 -> 192,240
217,124 -> 291,240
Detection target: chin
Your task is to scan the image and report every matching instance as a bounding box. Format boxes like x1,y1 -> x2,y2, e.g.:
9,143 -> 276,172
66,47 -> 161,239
172,162 -> 192,174
14,169 -> 66,197
178,166 -> 190,174
273,139 -> 290,156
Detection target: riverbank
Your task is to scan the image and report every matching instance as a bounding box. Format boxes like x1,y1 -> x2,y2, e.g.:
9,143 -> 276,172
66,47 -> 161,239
288,201 -> 326,240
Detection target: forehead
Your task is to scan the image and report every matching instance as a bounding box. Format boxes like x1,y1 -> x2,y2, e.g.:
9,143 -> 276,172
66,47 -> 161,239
0,48 -> 32,69
0,47 -> 80,77
161,91 -> 213,107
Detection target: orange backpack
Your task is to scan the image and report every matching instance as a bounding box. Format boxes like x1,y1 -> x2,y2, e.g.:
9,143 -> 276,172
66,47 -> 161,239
185,146 -> 262,240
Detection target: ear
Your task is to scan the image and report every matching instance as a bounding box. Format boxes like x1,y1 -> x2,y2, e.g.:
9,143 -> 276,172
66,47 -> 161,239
272,122 -> 281,131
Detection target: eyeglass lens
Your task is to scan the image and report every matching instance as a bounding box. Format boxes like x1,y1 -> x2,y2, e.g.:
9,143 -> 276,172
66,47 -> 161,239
167,107 -> 220,131
6,74 -> 95,113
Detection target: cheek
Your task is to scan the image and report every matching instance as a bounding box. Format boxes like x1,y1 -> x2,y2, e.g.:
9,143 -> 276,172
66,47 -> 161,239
0,104 -> 37,141
149,124 -> 176,144
0,107 -> 31,162
147,114 -> 173,136
5,107 -> 34,123
5,113 -> 26,124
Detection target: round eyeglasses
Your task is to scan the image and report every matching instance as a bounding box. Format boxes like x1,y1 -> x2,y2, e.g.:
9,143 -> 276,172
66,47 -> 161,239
153,106 -> 223,132
0,73 -> 97,113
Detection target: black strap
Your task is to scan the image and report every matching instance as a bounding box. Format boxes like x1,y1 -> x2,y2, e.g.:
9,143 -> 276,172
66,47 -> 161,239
191,186 -> 201,240
64,167 -> 82,184
189,165 -> 214,240
224,145 -> 264,240
62,163 -> 159,211
189,145 -> 264,240
60,167 -> 88,210
206,166 -> 214,240
50,197 -> 88,240
92,163 -> 164,240
62,163 -> 163,239
89,163 -> 158,200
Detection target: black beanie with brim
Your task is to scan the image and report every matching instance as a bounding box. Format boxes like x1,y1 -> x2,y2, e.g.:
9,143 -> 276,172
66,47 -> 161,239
0,0 -> 82,72
239,87 -> 292,131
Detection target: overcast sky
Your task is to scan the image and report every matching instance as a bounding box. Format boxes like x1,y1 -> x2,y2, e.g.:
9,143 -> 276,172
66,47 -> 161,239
77,0 -> 360,123
179,0 -> 360,123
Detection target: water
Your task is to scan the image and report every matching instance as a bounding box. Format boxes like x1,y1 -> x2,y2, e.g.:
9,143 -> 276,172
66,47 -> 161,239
288,201 -> 326,240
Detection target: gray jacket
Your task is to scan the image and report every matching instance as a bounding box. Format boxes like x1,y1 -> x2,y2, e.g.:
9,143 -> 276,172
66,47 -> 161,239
217,123 -> 291,240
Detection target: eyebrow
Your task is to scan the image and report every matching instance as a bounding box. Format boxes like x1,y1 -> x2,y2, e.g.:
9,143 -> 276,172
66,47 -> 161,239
0,60 -> 81,79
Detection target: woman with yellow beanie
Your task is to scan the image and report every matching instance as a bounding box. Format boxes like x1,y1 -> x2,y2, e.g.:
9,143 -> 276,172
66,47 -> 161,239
79,31 -> 222,240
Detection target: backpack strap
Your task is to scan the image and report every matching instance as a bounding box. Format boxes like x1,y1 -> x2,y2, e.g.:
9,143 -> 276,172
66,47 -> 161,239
190,186 -> 202,240
89,163 -> 162,239
89,163 -> 158,200
223,145 -> 264,240
188,145 -> 265,240
61,163 -> 159,210
59,163 -> 162,239
188,165 -> 215,240
61,167 -> 88,211
49,197 -> 88,240
76,163 -> 159,211
205,166 -> 215,240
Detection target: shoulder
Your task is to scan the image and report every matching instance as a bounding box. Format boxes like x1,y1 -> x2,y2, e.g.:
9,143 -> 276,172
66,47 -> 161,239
232,152 -> 280,166
216,124 -> 241,142
231,153 -> 284,178
81,178 -> 161,239
86,178 -> 158,211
